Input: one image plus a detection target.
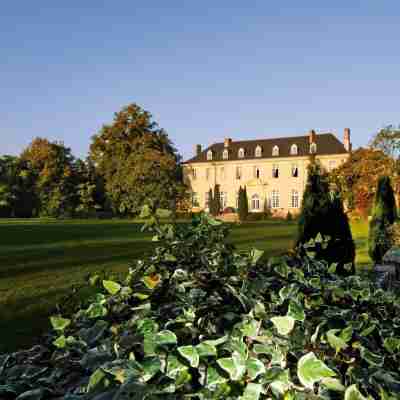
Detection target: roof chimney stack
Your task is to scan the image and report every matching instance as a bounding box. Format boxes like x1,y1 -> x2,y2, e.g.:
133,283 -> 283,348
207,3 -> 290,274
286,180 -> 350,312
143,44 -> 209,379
195,144 -> 202,156
309,129 -> 317,144
344,128 -> 352,152
224,138 -> 232,148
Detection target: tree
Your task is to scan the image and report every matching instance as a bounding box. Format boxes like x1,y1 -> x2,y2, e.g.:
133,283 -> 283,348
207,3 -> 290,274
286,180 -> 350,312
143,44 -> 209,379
89,103 -> 186,215
370,125 -> 400,158
213,184 -> 221,216
238,186 -> 249,221
330,147 -> 396,216
298,161 -> 355,274
20,138 -> 78,217
369,176 -> 397,264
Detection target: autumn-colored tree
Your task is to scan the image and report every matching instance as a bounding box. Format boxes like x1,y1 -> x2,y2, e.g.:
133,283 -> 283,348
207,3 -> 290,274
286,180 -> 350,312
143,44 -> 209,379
21,138 -> 78,217
89,103 -> 186,215
330,147 -> 397,216
370,125 -> 400,158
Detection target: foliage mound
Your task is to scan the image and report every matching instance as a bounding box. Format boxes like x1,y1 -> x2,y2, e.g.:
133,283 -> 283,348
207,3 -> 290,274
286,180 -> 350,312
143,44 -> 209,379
1,211 -> 400,399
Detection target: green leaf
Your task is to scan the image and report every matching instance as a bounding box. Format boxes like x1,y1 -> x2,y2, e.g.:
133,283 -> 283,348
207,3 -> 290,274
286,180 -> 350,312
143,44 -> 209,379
241,383 -> 262,400
141,357 -> 162,382
53,335 -> 66,348
383,337 -> 400,353
246,358 -> 266,380
166,355 -> 188,379
155,208 -> 172,219
196,342 -> 217,358
206,366 -> 227,388
139,204 -> 152,218
217,353 -> 246,381
142,274 -> 161,289
326,329 -> 348,355
297,352 -> 336,389
87,368 -> 107,392
287,301 -> 305,322
321,378 -> 345,392
271,316 -> 296,336
360,347 -> 384,367
154,330 -> 177,346
344,385 -> 368,400
250,249 -> 264,265
241,320 -> 259,338
86,303 -> 108,319
177,346 -> 200,368
102,280 -> 121,295
50,316 -> 71,331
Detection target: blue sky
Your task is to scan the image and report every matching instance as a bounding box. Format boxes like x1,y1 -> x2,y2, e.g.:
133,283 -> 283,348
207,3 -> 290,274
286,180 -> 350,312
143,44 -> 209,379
1,1 -> 399,160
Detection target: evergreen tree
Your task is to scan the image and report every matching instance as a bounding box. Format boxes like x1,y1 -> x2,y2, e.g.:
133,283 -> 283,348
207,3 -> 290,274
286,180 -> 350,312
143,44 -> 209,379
238,186 -> 249,221
243,186 -> 249,219
213,184 -> 221,216
297,161 -> 355,274
369,176 -> 397,264
208,188 -> 213,213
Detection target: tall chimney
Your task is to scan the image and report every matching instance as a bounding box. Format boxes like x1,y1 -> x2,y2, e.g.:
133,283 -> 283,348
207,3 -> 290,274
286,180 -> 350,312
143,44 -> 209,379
343,128 -> 352,152
224,138 -> 232,148
195,144 -> 202,156
309,129 -> 317,144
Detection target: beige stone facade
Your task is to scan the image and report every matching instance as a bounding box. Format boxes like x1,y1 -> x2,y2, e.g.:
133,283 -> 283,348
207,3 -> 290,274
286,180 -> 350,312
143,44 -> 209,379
183,130 -> 351,216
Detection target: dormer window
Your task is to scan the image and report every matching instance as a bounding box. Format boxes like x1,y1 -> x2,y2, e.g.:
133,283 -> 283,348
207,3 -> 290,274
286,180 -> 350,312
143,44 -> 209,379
207,150 -> 213,161
255,145 -> 262,157
223,149 -> 229,160
238,148 -> 245,159
272,146 -> 279,157
290,144 -> 298,156
310,143 -> 317,154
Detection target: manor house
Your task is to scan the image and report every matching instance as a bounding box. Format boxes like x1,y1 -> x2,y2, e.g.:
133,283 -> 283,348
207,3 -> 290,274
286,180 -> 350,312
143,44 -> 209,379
183,129 -> 352,216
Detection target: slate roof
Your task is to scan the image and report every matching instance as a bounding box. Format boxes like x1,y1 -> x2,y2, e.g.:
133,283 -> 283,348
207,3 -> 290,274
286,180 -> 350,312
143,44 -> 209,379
183,133 -> 348,164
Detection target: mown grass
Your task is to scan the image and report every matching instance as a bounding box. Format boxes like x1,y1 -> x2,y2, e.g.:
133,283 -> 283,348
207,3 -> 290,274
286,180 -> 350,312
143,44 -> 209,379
0,218 -> 370,353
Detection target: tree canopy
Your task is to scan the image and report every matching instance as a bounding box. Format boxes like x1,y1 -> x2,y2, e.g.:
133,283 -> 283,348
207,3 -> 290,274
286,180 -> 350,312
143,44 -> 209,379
89,103 -> 186,215
370,125 -> 400,158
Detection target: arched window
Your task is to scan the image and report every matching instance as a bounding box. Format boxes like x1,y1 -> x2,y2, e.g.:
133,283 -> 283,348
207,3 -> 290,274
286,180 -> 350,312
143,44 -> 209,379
255,145 -> 262,157
238,148 -> 245,159
291,190 -> 299,208
222,149 -> 229,160
290,144 -> 298,155
310,143 -> 317,154
254,166 -> 261,179
251,194 -> 260,210
207,150 -> 213,161
272,145 -> 280,157
271,190 -> 280,208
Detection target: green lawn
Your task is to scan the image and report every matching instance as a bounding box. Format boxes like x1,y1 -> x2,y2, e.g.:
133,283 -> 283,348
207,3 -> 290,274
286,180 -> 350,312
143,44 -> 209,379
0,218 -> 370,353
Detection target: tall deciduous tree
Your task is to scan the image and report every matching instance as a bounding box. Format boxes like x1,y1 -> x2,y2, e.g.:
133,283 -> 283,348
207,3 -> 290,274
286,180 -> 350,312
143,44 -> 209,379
370,125 -> 400,158
369,176 -> 398,264
89,103 -> 185,215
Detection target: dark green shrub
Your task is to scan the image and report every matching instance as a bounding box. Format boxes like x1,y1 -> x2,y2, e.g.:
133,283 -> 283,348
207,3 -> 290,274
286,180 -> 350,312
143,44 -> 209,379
238,186 -> 249,221
209,184 -> 221,217
3,209 -> 400,399
297,162 -> 355,274
369,176 -> 397,264
286,211 -> 293,221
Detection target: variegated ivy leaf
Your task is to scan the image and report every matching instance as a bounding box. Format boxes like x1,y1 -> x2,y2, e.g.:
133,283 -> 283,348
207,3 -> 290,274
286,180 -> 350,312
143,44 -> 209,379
141,357 -> 162,382
270,370 -> 291,396
50,316 -> 71,331
217,353 -> 246,381
246,357 -> 266,380
155,208 -> 172,219
326,329 -> 348,355
53,335 -> 67,348
241,383 -> 262,400
102,280 -> 121,295
154,330 -> 177,346
383,337 -> 400,353
287,301 -> 305,322
240,319 -> 260,338
86,303 -> 108,319
271,316 -> 295,336
166,355 -> 188,379
321,377 -> 345,392
177,346 -> 200,368
250,248 -> 264,265
196,342 -> 217,358
344,385 -> 368,400
206,366 -> 227,388
360,347 -> 384,367
297,352 -> 336,389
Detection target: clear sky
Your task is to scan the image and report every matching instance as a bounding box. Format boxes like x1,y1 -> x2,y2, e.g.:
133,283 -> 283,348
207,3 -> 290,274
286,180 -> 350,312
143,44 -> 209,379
1,1 -> 399,160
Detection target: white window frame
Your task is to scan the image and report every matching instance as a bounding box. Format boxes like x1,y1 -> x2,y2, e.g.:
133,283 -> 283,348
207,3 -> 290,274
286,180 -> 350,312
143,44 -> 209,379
272,145 -> 280,157
292,163 -> 299,178
290,144 -> 298,155
220,192 -> 227,209
310,143 -> 317,154
238,148 -> 245,159
192,168 -> 197,180
291,190 -> 299,208
236,166 -> 242,180
329,160 -> 337,171
205,191 -> 211,209
207,150 -> 213,160
251,194 -> 260,210
223,149 -> 229,160
272,164 -> 279,179
254,166 -> 261,179
192,192 -> 199,207
255,145 -> 262,157
271,190 -> 280,209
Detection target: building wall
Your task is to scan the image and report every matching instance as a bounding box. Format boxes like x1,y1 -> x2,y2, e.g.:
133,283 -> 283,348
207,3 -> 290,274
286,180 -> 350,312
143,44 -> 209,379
184,153 -> 349,216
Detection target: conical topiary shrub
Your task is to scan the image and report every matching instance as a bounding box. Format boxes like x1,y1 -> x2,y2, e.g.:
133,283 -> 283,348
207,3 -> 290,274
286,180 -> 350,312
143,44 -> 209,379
238,186 -> 249,221
369,176 -> 398,264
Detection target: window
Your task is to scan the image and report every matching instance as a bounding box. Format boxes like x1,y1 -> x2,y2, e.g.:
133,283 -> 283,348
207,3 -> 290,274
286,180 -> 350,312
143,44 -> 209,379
290,144 -> 298,155
219,167 -> 225,180
292,164 -> 299,178
223,149 -> 229,160
272,164 -> 279,178
205,191 -> 211,209
206,168 -> 210,181
207,150 -> 213,160
329,160 -> 337,171
220,192 -> 227,209
310,143 -> 317,154
272,146 -> 280,157
192,192 -> 199,207
291,190 -> 299,208
251,194 -> 260,210
254,166 -> 261,179
236,192 -> 240,209
255,145 -> 262,157
192,168 -> 197,180
236,166 -> 242,180
238,148 -> 245,158
271,190 -> 280,209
